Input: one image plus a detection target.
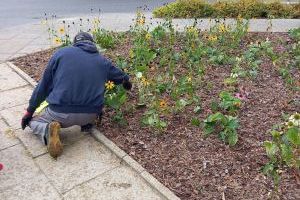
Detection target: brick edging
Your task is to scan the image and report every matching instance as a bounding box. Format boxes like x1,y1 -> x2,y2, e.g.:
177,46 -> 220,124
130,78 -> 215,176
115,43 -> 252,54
6,61 -> 181,200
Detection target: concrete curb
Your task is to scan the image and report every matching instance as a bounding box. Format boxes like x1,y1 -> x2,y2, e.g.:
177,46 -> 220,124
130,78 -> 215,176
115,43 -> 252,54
7,62 -> 37,87
6,61 -> 181,200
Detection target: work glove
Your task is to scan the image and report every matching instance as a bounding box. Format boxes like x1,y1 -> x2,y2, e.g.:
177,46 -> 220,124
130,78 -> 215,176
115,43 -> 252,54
122,79 -> 132,90
21,111 -> 33,130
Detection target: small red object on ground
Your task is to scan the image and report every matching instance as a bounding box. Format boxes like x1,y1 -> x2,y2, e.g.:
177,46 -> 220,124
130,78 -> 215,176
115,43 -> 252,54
0,163 -> 3,171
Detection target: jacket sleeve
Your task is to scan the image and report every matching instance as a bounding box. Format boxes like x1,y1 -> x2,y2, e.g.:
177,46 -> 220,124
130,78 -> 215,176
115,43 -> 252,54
27,55 -> 57,113
107,60 -> 129,85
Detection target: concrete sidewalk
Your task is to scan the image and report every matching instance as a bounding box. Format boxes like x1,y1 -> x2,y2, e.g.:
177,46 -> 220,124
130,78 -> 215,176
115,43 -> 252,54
0,61 -> 177,200
0,13 -> 299,62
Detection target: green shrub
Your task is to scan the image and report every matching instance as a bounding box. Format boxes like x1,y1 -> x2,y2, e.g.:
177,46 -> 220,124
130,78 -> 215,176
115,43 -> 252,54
93,29 -> 117,49
153,0 -> 300,19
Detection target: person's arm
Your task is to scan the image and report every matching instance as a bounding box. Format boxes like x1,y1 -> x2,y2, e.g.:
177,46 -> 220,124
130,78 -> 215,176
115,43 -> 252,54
27,55 -> 57,113
107,59 -> 132,90
107,60 -> 129,84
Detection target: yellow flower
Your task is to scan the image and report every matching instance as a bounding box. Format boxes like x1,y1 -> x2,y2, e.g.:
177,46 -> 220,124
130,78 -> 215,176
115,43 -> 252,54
237,14 -> 243,22
41,20 -> 47,25
137,18 -> 145,25
247,27 -> 250,32
58,27 -> 65,34
234,101 -> 242,108
218,24 -> 227,33
129,49 -> 134,59
105,81 -> 115,90
93,18 -> 100,25
54,37 -> 62,45
191,42 -> 195,49
141,77 -> 150,86
208,35 -> 217,42
159,99 -> 167,108
92,28 -> 97,34
187,77 -> 192,82
145,33 -> 151,40
186,26 -> 198,37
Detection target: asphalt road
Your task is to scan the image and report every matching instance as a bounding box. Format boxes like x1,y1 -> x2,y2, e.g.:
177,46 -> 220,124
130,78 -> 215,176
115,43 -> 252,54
0,0 -> 173,29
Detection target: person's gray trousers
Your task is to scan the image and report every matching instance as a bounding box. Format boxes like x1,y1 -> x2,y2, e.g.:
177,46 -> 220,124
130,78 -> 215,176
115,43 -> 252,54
29,107 -> 98,145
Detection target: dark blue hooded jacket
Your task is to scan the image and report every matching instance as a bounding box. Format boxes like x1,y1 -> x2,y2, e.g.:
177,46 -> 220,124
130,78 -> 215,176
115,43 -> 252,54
28,41 -> 129,114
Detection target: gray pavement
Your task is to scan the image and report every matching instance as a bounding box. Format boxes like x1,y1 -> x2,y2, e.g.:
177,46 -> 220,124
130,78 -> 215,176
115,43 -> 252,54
0,62 -> 170,200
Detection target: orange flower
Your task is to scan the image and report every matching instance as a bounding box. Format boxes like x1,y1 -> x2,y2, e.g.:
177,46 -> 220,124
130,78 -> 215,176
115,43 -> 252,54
58,27 -> 65,34
159,99 -> 167,108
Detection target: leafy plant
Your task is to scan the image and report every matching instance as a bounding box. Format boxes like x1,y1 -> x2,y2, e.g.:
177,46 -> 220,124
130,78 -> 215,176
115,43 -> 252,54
153,0 -> 300,19
93,28 -> 117,49
142,109 -> 167,132
219,91 -> 242,115
203,112 -> 239,146
105,84 -> 128,125
263,113 -> 300,190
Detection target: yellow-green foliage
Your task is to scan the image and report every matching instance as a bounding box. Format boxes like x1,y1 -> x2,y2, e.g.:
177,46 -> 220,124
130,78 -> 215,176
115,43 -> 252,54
153,0 -> 300,19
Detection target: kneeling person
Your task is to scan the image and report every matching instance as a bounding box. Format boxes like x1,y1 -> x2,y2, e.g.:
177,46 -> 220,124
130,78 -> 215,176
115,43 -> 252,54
21,32 -> 132,158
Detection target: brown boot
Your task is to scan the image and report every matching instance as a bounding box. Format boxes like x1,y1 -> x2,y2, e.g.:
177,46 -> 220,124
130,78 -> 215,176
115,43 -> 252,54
47,121 -> 63,158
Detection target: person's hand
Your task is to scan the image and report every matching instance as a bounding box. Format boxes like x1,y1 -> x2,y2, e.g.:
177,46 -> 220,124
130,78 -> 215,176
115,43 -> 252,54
122,79 -> 132,90
21,111 -> 33,130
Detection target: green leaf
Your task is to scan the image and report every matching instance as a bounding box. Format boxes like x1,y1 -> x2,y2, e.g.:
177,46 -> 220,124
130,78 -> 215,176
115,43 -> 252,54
270,130 -> 281,139
280,144 -> 293,166
203,124 -> 215,136
159,121 -> 167,128
226,116 -> 239,130
119,93 -> 127,104
191,118 -> 200,127
227,129 -> 238,146
210,100 -> 219,112
207,112 -> 224,122
264,141 -> 278,158
262,163 -> 274,175
219,131 -> 226,142
193,106 -> 201,114
286,127 -> 300,146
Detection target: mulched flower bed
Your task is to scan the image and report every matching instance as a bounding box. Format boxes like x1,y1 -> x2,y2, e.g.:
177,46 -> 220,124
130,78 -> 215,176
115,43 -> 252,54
12,33 -> 300,200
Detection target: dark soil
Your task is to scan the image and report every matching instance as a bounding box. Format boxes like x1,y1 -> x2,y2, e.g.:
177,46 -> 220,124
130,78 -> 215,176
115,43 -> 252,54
12,33 -> 300,200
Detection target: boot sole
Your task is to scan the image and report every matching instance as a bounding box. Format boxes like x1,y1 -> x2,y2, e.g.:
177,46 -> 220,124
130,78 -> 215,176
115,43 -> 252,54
48,122 -> 63,158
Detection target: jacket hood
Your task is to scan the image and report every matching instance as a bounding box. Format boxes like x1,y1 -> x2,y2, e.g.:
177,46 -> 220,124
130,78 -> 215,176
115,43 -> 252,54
73,41 -> 98,53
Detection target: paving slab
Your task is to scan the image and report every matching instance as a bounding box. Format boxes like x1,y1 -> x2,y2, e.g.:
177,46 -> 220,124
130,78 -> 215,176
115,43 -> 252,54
0,86 -> 32,110
0,63 -> 28,91
0,32 -> 17,40
0,104 -> 27,129
35,135 -> 121,193
0,39 -> 32,54
18,44 -> 51,54
16,126 -> 87,158
0,53 -> 13,62
63,164 -> 164,200
0,119 -> 19,150
15,128 -> 47,158
0,144 -> 61,200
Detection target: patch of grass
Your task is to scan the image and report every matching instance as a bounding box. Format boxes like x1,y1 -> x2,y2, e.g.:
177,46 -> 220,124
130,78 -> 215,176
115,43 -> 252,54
153,0 -> 300,19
